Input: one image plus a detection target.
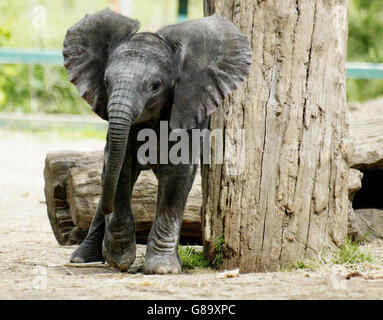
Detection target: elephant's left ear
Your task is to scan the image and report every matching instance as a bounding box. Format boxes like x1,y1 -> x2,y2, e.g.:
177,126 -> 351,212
157,14 -> 252,130
63,8 -> 140,120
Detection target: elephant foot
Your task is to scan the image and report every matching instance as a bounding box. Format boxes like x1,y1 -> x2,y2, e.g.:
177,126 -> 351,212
102,214 -> 136,271
143,253 -> 182,275
70,238 -> 104,263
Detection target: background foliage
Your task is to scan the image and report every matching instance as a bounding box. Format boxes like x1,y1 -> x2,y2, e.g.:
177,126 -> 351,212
0,0 -> 109,114
347,0 -> 383,102
0,0 -> 382,115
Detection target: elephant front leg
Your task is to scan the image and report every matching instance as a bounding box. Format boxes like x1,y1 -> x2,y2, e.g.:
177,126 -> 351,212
144,164 -> 198,274
70,144 -> 109,264
69,203 -> 105,263
102,156 -> 141,271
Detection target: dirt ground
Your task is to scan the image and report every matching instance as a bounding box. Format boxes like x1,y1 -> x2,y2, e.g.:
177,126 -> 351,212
0,128 -> 383,300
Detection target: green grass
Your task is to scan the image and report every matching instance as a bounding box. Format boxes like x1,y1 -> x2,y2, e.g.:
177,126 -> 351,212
178,246 -> 210,269
287,260 -> 319,272
2,125 -> 106,140
160,236 -> 377,272
177,235 -> 226,270
331,237 -> 373,265
284,237 -> 375,272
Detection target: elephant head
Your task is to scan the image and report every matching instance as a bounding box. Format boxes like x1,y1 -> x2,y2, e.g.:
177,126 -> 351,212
63,8 -> 252,216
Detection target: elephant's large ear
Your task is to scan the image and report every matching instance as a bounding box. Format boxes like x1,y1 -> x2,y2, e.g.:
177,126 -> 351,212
63,8 -> 140,120
157,14 -> 252,129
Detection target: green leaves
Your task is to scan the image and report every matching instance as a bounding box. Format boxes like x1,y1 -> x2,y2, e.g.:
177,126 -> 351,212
0,0 -> 109,115
0,64 -> 90,114
347,0 -> 383,103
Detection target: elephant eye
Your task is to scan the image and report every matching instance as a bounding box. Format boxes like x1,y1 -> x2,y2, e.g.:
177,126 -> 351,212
149,80 -> 161,92
104,80 -> 109,89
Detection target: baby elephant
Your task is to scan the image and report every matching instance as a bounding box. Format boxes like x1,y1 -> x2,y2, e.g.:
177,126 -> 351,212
63,8 -> 252,274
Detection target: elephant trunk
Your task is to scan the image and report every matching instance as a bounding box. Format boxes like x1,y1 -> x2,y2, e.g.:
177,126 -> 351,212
100,96 -> 137,215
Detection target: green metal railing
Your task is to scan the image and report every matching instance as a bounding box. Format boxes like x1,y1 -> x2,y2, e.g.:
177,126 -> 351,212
346,62 -> 383,79
178,0 -> 188,22
0,49 -> 382,79
0,48 -> 63,65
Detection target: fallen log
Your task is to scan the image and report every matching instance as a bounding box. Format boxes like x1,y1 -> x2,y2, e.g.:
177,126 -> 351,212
44,151 -> 103,245
349,118 -> 383,170
351,209 -> 383,242
348,118 -> 383,241
44,151 -> 202,246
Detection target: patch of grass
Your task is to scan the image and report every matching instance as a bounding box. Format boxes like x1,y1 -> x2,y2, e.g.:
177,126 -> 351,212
289,260 -> 319,272
178,245 -> 210,269
331,237 -> 373,265
211,235 -> 225,269
177,236 -> 226,270
48,126 -> 106,140
284,236 -> 375,272
3,125 -> 106,140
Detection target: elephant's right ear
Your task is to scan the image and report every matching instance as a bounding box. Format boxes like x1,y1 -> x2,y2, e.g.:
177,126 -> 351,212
158,14 -> 252,130
63,8 -> 140,120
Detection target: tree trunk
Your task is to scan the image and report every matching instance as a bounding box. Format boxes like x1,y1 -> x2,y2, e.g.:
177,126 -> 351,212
44,151 -> 202,245
202,0 -> 351,272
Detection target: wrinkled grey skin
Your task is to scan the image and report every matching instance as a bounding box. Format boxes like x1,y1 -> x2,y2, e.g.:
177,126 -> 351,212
63,8 -> 252,274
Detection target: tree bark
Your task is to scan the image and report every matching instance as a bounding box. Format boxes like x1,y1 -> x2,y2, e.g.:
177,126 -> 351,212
202,0 -> 351,272
44,151 -> 202,245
